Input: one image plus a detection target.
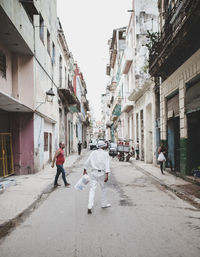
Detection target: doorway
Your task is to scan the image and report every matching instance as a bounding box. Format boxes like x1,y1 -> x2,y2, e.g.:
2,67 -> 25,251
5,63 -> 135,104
0,133 -> 14,177
167,117 -> 180,171
187,111 -> 200,173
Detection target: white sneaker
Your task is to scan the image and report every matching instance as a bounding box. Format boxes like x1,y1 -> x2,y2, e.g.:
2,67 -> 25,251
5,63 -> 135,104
101,203 -> 111,208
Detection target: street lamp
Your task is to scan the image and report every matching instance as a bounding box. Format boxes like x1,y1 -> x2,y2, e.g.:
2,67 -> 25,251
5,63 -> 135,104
35,87 -> 55,110
46,88 -> 55,102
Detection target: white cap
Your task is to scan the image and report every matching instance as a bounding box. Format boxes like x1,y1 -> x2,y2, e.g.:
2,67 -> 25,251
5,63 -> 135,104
97,140 -> 106,148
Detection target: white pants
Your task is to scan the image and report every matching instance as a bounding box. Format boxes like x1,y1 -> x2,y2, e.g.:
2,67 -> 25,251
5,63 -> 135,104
88,170 -> 108,209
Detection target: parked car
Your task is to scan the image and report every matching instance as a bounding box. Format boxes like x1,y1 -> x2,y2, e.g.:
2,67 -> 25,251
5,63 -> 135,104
109,143 -> 118,157
89,139 -> 98,150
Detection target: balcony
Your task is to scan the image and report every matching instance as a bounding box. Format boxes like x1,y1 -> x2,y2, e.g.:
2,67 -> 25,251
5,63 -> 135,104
106,65 -> 111,76
149,0 -> 200,80
0,5 -> 34,54
121,97 -> 133,113
128,80 -> 152,102
122,48 -> 133,74
107,76 -> 117,92
20,0 -> 39,22
58,81 -> 80,108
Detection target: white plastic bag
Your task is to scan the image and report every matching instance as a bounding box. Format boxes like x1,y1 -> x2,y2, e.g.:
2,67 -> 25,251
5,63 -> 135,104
157,152 -> 166,162
74,174 -> 90,191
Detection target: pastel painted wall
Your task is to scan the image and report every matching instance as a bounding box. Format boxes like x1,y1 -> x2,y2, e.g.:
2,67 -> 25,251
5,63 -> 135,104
12,113 -> 34,175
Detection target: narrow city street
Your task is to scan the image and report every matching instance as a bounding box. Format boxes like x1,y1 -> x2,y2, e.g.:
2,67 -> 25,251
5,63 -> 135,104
0,151 -> 200,257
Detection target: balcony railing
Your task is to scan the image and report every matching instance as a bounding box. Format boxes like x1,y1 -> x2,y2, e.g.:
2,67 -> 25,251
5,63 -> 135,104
149,0 -> 199,76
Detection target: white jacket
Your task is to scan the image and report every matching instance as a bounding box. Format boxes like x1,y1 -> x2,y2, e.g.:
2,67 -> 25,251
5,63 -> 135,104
84,149 -> 110,173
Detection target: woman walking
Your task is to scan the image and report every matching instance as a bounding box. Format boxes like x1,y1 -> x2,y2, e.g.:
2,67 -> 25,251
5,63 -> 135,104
158,143 -> 167,175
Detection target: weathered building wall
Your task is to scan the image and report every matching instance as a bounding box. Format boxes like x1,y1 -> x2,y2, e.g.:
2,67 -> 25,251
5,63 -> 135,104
160,49 -> 200,174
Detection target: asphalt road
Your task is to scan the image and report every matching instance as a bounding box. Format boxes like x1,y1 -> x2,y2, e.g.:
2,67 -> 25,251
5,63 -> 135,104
0,151 -> 200,257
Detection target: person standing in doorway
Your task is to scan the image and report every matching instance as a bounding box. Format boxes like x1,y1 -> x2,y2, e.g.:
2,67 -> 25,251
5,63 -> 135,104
78,140 -> 82,155
51,142 -> 70,187
83,140 -> 111,214
135,140 -> 139,160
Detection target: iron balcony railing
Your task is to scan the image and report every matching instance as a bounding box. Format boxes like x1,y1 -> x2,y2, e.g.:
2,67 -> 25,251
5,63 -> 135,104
149,0 -> 198,69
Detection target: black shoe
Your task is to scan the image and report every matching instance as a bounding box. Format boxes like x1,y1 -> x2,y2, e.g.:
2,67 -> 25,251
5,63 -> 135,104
65,183 -> 70,187
54,183 -> 61,187
88,209 -> 92,214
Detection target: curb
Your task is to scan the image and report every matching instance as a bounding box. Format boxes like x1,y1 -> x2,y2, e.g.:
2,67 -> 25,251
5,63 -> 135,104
131,161 -> 200,209
0,183 -> 54,240
0,152 -> 84,240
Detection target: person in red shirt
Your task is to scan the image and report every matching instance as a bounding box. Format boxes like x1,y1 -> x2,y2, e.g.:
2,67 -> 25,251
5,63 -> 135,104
51,142 -> 70,187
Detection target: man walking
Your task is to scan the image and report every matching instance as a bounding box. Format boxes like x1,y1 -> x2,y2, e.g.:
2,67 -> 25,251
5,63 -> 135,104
77,140 -> 82,155
51,142 -> 70,187
83,140 -> 111,214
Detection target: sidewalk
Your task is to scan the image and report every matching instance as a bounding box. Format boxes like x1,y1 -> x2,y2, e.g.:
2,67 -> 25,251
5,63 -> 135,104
0,151 -> 82,237
131,159 -> 200,208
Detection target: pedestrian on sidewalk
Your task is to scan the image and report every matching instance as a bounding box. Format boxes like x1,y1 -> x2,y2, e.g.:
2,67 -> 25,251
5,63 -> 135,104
83,140 -> 111,214
51,142 -> 70,187
158,143 -> 167,175
78,140 -> 82,155
135,140 -> 139,160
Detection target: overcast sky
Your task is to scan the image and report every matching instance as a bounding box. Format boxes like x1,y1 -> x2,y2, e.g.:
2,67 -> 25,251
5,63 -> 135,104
57,0 -> 132,120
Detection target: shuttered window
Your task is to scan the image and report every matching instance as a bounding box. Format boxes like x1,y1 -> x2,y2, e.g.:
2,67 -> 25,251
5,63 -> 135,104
44,132 -> 48,151
167,93 -> 179,119
186,80 -> 200,113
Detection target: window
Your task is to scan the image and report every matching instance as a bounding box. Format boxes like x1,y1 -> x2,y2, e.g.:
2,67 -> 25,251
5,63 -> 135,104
0,51 -> 6,78
65,67 -> 67,88
52,42 -> 55,64
44,132 -> 48,151
39,15 -> 44,43
47,30 -> 50,55
76,124 -> 78,138
59,55 -> 62,87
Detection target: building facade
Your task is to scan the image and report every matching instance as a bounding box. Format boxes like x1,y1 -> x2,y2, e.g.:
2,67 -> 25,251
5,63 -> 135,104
0,0 -> 90,177
149,0 -> 200,175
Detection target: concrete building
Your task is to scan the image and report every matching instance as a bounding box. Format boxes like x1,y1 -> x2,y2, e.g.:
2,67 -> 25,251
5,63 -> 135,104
0,0 -> 59,175
128,0 -> 158,163
105,27 -> 127,142
0,0 -> 90,177
149,0 -> 200,176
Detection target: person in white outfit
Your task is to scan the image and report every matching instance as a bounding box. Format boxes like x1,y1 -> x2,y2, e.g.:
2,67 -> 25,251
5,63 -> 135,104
83,140 -> 111,214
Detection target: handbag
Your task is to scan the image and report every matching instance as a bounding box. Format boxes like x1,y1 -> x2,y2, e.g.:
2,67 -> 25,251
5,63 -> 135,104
157,152 -> 166,162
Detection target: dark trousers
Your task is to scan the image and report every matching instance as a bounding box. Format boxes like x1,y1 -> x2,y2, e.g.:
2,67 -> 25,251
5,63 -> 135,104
136,150 -> 139,160
54,164 -> 67,185
160,161 -> 164,174
78,148 -> 81,155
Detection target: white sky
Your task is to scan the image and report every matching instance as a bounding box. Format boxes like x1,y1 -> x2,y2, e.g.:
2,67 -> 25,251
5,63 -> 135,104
57,0 -> 132,120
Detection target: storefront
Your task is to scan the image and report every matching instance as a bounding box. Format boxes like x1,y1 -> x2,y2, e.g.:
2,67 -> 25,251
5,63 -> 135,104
186,78 -> 200,173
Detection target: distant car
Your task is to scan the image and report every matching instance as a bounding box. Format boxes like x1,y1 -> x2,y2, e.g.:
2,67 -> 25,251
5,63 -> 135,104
89,139 -> 98,150
109,143 -> 118,157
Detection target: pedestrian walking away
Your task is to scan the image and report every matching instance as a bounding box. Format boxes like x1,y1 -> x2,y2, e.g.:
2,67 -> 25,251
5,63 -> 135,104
135,139 -> 139,160
158,143 -> 167,175
83,140 -> 111,214
51,142 -> 70,187
78,140 -> 82,155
